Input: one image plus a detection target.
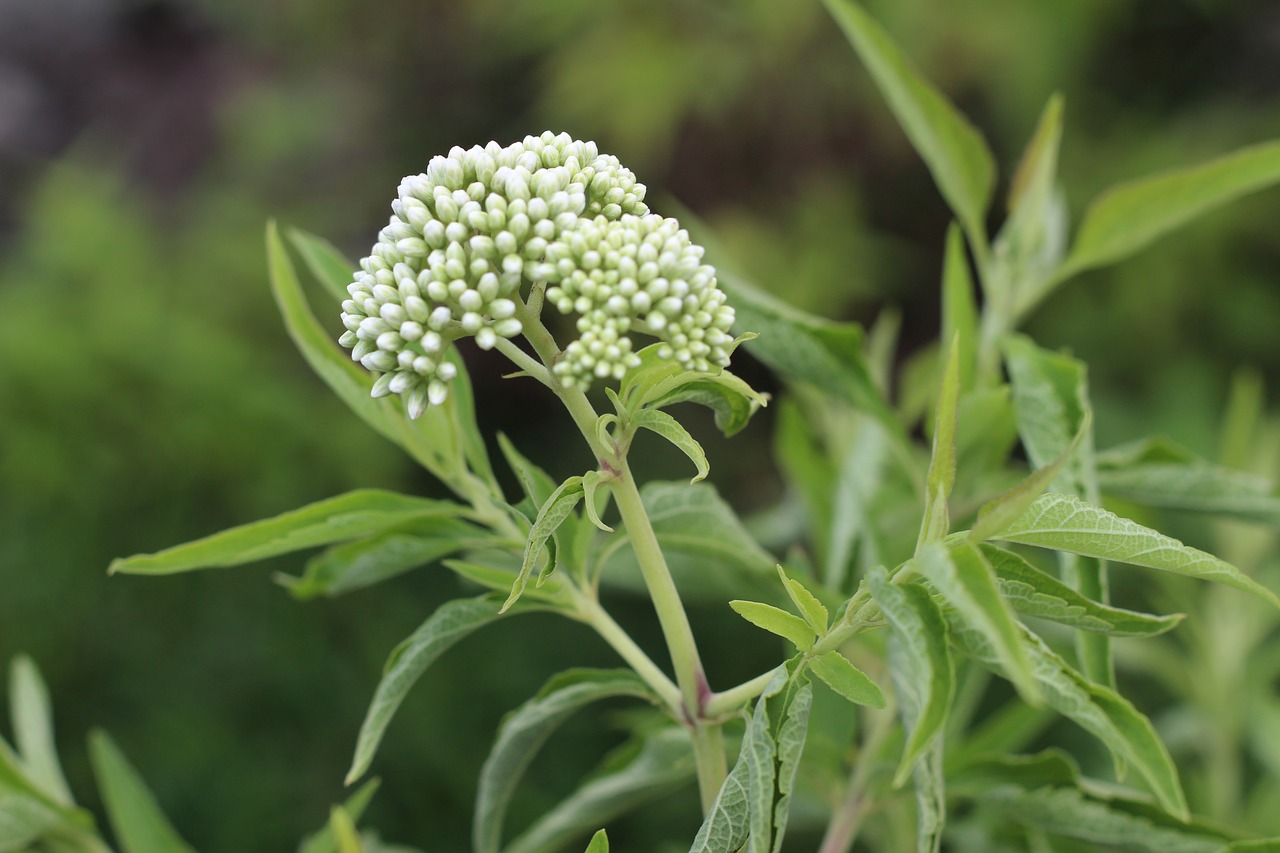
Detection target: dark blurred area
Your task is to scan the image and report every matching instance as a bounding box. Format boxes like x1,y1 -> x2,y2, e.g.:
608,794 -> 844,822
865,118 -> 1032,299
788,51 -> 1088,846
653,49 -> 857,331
3,0 -> 1280,848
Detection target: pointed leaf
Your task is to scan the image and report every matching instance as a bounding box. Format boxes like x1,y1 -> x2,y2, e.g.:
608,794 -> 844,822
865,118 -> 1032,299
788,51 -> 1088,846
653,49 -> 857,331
580,471 -> 614,533
584,829 -> 609,853
643,481 -> 775,578
822,0 -> 995,239
769,681 -> 813,853
503,477 -> 584,612
347,596 -> 506,785
473,669 -> 653,853
808,652 -> 884,708
867,567 -> 954,785
1000,95 -> 1068,315
88,731 -> 195,853
645,373 -> 767,438
689,749 -> 750,853
299,779 -> 381,853
918,336 -> 962,549
947,616 -> 1187,818
630,408 -> 709,483
940,224 -> 978,391
980,544 -> 1181,637
504,728 -> 694,853
920,543 -> 1039,705
497,434 -> 557,509
730,602 -> 815,652
1060,139 -> 1280,279
991,492 -> 1280,609
777,566 -> 829,633
9,657 -> 71,805
281,519 -> 482,599
111,490 -> 462,575
0,794 -> 64,850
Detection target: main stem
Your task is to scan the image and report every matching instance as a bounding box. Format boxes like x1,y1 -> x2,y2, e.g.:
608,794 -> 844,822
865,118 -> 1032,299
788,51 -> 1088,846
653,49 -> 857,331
514,300 -> 727,811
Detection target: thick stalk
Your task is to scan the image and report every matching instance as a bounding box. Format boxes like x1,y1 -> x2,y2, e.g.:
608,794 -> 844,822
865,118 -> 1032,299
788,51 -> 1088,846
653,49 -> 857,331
571,588 -> 683,715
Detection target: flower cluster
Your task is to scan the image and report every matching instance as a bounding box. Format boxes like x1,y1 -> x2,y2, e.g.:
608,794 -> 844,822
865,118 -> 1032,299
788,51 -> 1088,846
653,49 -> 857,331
338,132 -> 733,416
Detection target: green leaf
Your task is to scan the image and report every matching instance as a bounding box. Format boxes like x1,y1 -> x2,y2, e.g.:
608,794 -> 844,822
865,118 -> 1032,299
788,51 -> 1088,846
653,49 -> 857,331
629,408 -> 709,483
347,596 -> 506,785
731,601 -> 815,652
497,434 -> 558,510
1000,94 -> 1068,315
918,336 -> 962,550
980,545 -> 1181,638
504,728 -> 694,853
645,373 -> 767,438
990,492 -> 1280,609
580,471 -> 614,533
502,476 -> 585,612
1059,139 -> 1280,280
867,567 -> 954,786
111,490 -> 463,576
824,415 -> 892,588
821,0 -> 995,240
940,225 -> 978,391
328,807 -> 362,853
908,740 -> 945,853
281,519 -> 481,599
769,679 -> 812,853
266,221 -> 460,481
0,794 -> 64,850
440,559 -> 567,604
947,616 -> 1187,818
777,566 -> 829,633
299,779 -> 381,853
808,652 -> 884,708
642,481 -> 775,578
970,411 -> 1090,544
689,750 -> 750,853
9,657 -> 72,805
287,227 -> 357,305
1008,94 -> 1065,218
1097,438 -> 1280,524
583,829 -> 608,853
984,786 -> 1224,853
918,542 -> 1040,705
472,669 -> 654,853
88,731 -> 195,853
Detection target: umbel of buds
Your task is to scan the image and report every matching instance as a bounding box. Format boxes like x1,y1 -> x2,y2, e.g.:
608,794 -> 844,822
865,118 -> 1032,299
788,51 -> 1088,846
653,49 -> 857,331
338,131 -> 735,417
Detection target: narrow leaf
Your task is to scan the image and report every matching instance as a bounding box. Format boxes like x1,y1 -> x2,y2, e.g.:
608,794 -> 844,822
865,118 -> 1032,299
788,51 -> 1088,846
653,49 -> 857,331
642,481 -> 775,578
503,477 -> 584,612
808,652 -> 884,708
822,0 -> 995,238
980,544 -> 1182,637
918,543 -> 1040,706
497,434 -> 557,509
0,794 -> 63,850
299,779 -> 381,853
504,728 -> 694,853
584,829 -> 609,853
777,566 -> 829,633
87,731 -> 195,853
347,597 -> 505,785
580,471 -> 614,533
9,657 -> 72,805
646,373 -> 767,438
1060,139 -> 1280,279
287,227 -> 358,304
991,492 -> 1280,609
111,490 -> 462,576
730,601 -> 815,652
769,681 -> 813,852
689,745 -> 751,853
328,807 -> 362,853
940,224 -> 978,391
867,567 -> 954,785
918,336 -> 962,549
630,408 -> 710,483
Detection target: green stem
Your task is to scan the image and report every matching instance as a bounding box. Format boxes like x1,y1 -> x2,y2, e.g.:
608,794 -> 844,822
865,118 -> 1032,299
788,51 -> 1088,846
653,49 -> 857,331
510,298 -> 726,811
705,665 -> 783,718
571,588 -> 683,715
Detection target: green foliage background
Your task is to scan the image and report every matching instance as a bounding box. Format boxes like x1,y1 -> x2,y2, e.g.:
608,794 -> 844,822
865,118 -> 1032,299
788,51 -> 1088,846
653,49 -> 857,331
2,0 -> 1280,848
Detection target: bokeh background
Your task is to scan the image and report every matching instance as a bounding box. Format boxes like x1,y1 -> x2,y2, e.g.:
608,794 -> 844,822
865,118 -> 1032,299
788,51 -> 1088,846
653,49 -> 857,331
3,0 -> 1280,849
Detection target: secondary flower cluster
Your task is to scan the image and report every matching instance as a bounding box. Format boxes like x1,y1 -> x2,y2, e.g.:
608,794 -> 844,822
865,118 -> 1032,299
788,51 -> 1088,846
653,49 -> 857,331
338,132 -> 734,416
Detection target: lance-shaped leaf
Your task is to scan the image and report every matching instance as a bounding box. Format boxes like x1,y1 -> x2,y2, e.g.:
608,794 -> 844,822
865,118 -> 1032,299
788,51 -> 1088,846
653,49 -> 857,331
690,750 -> 750,853
88,731 -> 195,853
473,670 -> 655,853
299,779 -> 381,853
984,786 -> 1227,853
643,481 -> 776,578
0,795 -> 65,850
867,567 -> 954,785
918,336 -> 962,551
287,227 -> 358,305
735,665 -> 812,853
504,727 -> 694,853
111,490 -> 464,575
918,543 -> 1040,705
777,566 -> 829,633
940,225 -> 978,391
266,222 -> 460,480
630,408 -> 710,483
730,602 -> 815,652
584,830 -> 609,853
9,657 -> 71,805
990,492 -> 1280,609
646,373 -> 767,438
980,545 -> 1181,637
1097,437 -> 1280,525
947,615 -> 1187,818
497,433 -> 558,510
1000,94 -> 1068,316
1058,139 -> 1280,280
821,0 -> 995,241
808,652 -> 884,709
347,596 -> 507,785
281,519 -> 482,599
503,476 -> 585,612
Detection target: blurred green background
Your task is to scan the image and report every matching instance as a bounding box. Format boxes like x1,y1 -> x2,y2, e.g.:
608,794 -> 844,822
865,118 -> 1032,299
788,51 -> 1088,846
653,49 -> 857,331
3,0 -> 1280,849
